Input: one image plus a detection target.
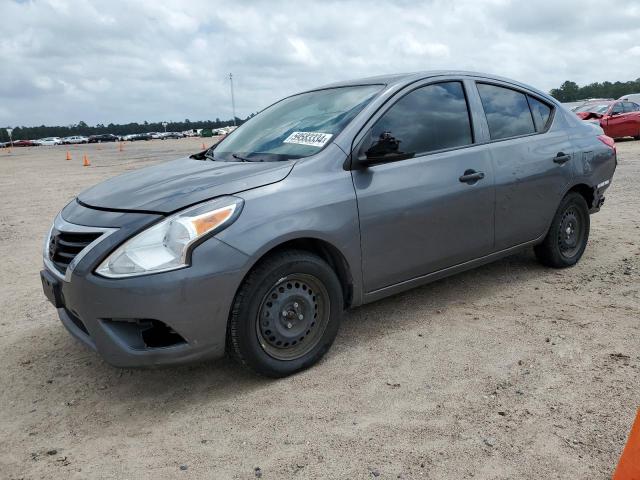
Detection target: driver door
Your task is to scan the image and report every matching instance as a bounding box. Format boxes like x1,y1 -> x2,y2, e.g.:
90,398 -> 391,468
351,80 -> 495,293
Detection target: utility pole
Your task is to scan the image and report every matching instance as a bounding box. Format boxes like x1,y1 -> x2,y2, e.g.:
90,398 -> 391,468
229,73 -> 236,127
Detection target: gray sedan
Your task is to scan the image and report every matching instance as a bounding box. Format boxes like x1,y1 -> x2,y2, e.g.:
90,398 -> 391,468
41,71 -> 617,376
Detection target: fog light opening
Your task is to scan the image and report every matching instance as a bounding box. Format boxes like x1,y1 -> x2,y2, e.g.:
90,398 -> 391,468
140,320 -> 186,348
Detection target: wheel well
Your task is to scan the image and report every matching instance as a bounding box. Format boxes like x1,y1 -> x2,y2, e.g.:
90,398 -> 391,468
254,238 -> 354,309
568,183 -> 594,210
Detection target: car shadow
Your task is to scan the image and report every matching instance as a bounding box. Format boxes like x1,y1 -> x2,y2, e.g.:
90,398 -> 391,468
337,248 -> 549,349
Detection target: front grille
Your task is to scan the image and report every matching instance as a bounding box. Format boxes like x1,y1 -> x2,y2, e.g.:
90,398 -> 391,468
48,228 -> 102,274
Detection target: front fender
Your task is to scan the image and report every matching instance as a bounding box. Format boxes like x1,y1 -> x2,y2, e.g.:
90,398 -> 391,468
215,158 -> 364,306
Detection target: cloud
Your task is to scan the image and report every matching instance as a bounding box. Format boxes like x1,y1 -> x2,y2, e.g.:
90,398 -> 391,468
627,46 -> 640,56
286,36 -> 320,67
0,0 -> 639,126
390,34 -> 450,58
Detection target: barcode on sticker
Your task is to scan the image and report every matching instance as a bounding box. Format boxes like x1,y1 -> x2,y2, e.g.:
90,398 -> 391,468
283,131 -> 333,148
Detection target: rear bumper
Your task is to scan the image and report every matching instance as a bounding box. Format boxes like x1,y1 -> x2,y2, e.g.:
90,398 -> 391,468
589,190 -> 605,213
589,177 -> 613,214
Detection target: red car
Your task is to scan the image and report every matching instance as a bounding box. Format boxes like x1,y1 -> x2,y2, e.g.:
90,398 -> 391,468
11,139 -> 39,147
575,100 -> 640,139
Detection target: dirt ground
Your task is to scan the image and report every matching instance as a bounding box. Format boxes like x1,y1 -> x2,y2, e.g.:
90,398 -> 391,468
0,137 -> 638,480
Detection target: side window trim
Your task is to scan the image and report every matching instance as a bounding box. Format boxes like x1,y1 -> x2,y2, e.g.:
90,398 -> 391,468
350,78 -> 477,163
524,95 -> 538,132
527,94 -> 554,132
474,81 -> 556,143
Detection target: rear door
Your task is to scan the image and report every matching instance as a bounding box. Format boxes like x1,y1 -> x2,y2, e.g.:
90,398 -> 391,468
474,82 -> 574,250
352,79 -> 495,292
621,102 -> 640,137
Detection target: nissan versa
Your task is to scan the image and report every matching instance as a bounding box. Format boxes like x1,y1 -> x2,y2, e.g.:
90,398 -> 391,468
41,71 -> 617,377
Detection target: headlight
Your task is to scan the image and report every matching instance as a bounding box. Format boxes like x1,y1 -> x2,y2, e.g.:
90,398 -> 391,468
96,196 -> 243,278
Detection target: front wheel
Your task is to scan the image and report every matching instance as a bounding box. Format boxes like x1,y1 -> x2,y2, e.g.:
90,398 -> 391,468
228,250 -> 343,377
534,192 -> 590,268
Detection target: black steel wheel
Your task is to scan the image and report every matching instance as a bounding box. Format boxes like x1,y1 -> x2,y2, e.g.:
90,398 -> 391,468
535,192 -> 590,268
256,273 -> 330,361
228,250 -> 343,377
556,205 -> 586,260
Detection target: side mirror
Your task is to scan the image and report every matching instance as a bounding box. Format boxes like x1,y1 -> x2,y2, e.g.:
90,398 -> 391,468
352,130 -> 414,169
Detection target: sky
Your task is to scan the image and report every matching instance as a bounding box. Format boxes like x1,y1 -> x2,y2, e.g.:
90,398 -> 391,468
1,0 -> 639,127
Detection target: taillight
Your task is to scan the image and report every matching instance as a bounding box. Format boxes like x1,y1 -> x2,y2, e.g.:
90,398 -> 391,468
598,134 -> 615,150
598,134 -> 616,164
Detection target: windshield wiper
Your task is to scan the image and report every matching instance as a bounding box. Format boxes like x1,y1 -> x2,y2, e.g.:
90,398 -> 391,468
232,153 -> 257,162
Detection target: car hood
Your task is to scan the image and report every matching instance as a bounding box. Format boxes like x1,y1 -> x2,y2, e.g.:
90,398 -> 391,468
78,157 -> 295,213
577,111 -> 603,120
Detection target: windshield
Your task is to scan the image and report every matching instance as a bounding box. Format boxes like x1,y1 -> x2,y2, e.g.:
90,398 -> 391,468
213,85 -> 383,162
575,103 -> 611,114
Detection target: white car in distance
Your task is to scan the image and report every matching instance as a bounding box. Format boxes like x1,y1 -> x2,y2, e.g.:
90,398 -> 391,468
35,137 -> 62,146
618,93 -> 640,103
62,136 -> 89,144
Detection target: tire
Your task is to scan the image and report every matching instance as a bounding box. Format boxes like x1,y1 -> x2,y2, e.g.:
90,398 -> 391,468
228,250 -> 343,377
534,192 -> 590,268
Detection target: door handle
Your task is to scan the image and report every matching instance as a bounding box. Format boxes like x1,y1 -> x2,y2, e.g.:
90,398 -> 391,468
459,169 -> 485,184
554,152 -> 571,164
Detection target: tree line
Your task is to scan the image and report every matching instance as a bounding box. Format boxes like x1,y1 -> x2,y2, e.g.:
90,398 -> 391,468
0,116 -> 251,142
549,78 -> 640,102
4,77 -> 640,141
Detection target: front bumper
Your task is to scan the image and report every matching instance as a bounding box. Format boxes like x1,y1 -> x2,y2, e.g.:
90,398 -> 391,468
41,201 -> 250,367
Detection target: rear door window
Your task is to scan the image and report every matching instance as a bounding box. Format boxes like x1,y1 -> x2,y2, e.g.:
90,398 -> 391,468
364,81 -> 473,158
623,102 -> 639,113
527,95 -> 552,132
477,83 -> 535,140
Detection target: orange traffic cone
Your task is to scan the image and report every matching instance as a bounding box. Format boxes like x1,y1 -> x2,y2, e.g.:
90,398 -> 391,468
201,142 -> 206,150
614,410 -> 640,479
66,151 -> 71,161
83,154 -> 90,167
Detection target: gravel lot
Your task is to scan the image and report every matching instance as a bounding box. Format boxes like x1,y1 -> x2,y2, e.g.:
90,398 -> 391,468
1,137 -> 638,479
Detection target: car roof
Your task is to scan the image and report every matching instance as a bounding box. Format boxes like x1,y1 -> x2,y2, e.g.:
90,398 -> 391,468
310,70 -> 553,100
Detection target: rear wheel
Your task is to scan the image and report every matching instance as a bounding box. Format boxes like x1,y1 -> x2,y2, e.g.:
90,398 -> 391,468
228,250 -> 343,377
534,192 -> 590,268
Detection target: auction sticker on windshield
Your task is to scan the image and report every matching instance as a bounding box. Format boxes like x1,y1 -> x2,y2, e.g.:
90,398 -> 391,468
283,131 -> 333,148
